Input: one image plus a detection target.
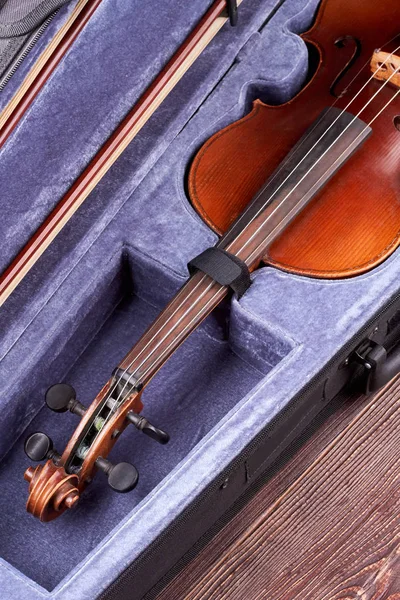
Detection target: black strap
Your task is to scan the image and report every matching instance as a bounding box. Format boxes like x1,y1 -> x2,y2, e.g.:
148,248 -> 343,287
188,247 -> 251,298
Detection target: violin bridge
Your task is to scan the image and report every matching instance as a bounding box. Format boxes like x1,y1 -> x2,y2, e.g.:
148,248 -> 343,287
371,51 -> 400,88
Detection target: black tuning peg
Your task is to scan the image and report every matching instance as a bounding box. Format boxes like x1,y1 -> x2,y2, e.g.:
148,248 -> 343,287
24,432 -> 60,462
95,457 -> 139,493
126,412 -> 170,445
45,383 -> 86,417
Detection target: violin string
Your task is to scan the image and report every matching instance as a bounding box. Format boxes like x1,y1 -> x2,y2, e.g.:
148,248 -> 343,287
133,68 -> 400,388
101,46 -> 399,411
134,83 -> 400,386
86,48 -> 400,453
233,66 -> 400,259
219,43 -> 400,242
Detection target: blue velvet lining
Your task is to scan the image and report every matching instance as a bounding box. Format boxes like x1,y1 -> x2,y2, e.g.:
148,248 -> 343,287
2,0 -> 396,597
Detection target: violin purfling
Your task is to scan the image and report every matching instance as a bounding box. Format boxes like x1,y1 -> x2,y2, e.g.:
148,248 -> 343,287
24,0 -> 400,521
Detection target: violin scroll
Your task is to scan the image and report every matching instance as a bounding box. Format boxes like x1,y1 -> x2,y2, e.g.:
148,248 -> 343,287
24,379 -> 169,521
24,461 -> 79,522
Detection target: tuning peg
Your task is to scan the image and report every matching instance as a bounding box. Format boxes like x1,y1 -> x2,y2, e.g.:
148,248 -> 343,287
126,411 -> 170,445
95,457 -> 139,493
45,383 -> 86,417
24,432 -> 60,462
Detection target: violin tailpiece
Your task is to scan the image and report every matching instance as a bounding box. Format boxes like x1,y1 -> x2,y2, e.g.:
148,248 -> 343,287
371,51 -> 400,88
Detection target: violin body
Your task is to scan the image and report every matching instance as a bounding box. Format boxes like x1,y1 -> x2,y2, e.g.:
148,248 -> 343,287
190,0 -> 400,277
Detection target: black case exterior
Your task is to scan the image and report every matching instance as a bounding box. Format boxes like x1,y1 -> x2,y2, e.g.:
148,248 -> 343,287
100,292 -> 400,600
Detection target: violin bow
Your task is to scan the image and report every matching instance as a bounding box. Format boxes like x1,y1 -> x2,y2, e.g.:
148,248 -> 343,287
0,0 -> 241,307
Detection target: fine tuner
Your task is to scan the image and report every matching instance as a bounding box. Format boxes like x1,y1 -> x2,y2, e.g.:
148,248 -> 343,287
23,0 -> 400,521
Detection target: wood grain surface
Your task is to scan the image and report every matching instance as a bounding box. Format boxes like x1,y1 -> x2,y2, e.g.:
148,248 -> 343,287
157,377 -> 400,600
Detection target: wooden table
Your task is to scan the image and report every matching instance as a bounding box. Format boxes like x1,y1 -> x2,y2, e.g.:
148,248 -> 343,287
157,377 -> 400,600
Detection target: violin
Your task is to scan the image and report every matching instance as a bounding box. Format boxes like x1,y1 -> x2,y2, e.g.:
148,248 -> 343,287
24,0 -> 400,521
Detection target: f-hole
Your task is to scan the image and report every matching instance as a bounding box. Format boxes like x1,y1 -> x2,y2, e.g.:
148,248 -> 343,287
395,116 -> 400,131
330,35 -> 362,98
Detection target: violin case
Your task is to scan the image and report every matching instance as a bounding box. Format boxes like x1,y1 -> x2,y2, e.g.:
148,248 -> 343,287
1,0 -> 400,598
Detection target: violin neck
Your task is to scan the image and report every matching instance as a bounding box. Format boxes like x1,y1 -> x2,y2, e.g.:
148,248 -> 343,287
117,271 -> 227,388
116,107 -> 372,390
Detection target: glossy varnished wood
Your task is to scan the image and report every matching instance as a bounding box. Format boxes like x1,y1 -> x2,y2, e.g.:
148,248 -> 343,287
189,0 -> 400,278
157,377 -> 400,600
24,461 -> 79,522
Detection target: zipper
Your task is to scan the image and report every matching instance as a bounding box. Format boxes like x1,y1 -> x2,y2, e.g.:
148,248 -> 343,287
0,10 -> 59,93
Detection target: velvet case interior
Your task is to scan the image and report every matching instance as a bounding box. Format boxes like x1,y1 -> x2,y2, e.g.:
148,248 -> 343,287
0,0 -> 399,597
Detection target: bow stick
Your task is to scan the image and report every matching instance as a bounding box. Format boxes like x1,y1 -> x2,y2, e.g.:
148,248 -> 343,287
0,0 -> 241,307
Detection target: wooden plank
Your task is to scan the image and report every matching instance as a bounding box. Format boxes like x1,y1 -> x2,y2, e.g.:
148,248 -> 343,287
157,377 -> 400,600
